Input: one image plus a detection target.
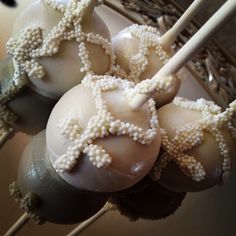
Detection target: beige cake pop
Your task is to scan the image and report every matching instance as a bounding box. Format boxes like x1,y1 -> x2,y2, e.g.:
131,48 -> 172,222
150,97 -> 236,192
0,0 -> 113,143
7,0 -> 112,99
112,0 -> 208,107
46,74 -> 161,192
112,24 -> 180,107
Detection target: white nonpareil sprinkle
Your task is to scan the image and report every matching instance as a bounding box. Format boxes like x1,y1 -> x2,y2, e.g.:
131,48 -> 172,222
150,97 -> 236,184
54,74 -> 159,173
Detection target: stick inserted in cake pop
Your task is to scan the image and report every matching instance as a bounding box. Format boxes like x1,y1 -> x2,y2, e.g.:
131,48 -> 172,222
112,0 -> 207,108
129,0 -> 236,110
159,0 -> 206,49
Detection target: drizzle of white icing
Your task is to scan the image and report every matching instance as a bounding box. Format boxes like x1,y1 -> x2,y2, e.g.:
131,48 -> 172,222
6,0 -> 113,83
150,97 -> 236,183
54,74 -> 159,173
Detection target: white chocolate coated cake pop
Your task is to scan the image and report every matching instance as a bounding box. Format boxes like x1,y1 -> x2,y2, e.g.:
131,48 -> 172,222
7,0 -> 112,99
150,97 -> 236,192
112,0 -> 208,107
11,131 -> 109,224
46,74 -> 161,192
0,0 -> 113,142
112,25 -> 181,107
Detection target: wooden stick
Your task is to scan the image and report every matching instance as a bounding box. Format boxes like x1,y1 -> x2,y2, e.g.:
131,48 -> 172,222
66,203 -> 115,236
4,212 -> 29,236
129,0 -> 236,110
159,0 -> 206,49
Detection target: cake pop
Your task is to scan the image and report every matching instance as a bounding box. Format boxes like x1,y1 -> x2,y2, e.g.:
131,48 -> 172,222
0,0 -> 113,143
10,131 -> 109,224
112,24 -> 180,108
9,0 -> 112,99
150,97 -> 236,192
112,0 -> 206,107
46,74 -> 161,192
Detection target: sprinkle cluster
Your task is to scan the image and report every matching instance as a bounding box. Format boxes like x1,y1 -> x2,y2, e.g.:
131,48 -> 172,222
129,76 -> 174,99
44,0 -> 67,12
114,25 -> 160,81
54,74 -> 159,173
151,97 -> 236,183
1,0 -> 113,143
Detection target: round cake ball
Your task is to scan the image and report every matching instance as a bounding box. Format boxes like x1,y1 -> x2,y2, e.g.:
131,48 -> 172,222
46,74 -> 161,192
7,0 -> 112,99
112,24 -> 181,107
153,97 -> 236,192
110,177 -> 186,221
15,131 -> 109,224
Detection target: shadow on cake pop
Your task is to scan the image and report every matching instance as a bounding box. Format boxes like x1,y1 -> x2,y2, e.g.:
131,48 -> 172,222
110,176 -> 186,221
